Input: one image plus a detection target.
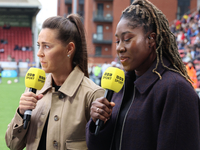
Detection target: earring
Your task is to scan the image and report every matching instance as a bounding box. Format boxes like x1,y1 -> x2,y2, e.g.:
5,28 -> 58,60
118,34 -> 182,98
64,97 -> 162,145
67,55 -> 70,58
148,36 -> 153,39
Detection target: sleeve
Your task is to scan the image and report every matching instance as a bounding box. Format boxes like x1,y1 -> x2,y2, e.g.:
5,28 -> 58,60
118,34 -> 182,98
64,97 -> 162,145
5,108 -> 29,150
85,86 -> 116,150
157,79 -> 200,150
86,118 -> 114,150
85,88 -> 105,121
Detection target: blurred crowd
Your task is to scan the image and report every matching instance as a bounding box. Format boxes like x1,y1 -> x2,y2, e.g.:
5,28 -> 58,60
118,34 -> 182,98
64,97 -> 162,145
88,61 -> 123,86
170,9 -> 200,89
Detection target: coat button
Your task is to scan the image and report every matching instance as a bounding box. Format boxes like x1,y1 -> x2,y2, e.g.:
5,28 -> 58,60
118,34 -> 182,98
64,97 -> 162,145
54,115 -> 59,121
53,140 -> 58,149
59,93 -> 65,99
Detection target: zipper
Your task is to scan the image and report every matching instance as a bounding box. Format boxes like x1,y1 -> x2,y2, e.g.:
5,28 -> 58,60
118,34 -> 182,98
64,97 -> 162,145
109,85 -> 126,150
119,86 -> 136,150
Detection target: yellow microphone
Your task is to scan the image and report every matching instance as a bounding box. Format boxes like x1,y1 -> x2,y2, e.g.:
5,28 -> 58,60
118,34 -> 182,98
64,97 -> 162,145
23,67 -> 46,129
95,67 -> 125,135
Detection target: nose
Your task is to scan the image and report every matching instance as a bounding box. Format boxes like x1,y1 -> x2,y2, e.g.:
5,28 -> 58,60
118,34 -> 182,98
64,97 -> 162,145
37,47 -> 44,57
116,42 -> 126,53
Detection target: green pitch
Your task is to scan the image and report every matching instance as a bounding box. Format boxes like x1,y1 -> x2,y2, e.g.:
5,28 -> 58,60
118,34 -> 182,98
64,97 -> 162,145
0,77 -> 26,150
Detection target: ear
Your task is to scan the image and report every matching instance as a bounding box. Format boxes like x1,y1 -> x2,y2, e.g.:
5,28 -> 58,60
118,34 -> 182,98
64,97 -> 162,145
148,32 -> 157,48
66,42 -> 75,55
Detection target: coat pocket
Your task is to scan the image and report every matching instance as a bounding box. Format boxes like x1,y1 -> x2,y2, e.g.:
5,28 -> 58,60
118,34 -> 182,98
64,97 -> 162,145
65,139 -> 88,150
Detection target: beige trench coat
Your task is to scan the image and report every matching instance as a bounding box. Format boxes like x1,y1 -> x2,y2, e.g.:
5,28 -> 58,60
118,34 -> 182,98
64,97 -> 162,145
5,66 -> 105,150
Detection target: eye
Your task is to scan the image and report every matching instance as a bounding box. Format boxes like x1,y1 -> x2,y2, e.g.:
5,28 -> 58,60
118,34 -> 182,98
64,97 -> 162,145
115,40 -> 119,44
45,45 -> 50,49
37,44 -> 40,48
115,38 -> 120,44
124,38 -> 131,42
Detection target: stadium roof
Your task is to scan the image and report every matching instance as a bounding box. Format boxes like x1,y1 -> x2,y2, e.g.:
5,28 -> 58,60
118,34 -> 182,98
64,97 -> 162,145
0,0 -> 42,26
0,0 -> 41,7
0,0 -> 41,16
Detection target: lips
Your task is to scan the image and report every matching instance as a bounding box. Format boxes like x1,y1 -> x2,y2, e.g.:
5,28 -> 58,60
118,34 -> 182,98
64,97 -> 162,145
40,61 -> 46,65
120,56 -> 129,63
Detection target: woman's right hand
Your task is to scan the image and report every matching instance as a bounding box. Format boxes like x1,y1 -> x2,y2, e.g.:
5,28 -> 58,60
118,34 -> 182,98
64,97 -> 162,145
90,97 -> 115,123
19,92 -> 43,115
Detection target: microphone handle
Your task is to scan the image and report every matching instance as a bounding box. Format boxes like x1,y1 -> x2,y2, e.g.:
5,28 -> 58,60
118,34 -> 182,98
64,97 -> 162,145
95,89 -> 114,135
23,88 -> 37,129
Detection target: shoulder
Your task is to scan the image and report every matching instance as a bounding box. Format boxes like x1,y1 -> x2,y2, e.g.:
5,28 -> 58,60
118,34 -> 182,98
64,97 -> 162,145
81,76 -> 105,95
156,70 -> 198,98
161,70 -> 190,86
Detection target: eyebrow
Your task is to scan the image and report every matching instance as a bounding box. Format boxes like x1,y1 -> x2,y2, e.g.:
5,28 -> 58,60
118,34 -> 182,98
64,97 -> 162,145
115,31 -> 132,37
37,42 -> 51,45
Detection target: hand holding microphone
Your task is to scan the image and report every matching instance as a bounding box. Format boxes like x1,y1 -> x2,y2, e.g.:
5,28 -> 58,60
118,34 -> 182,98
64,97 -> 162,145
92,67 -> 125,135
19,67 -> 45,129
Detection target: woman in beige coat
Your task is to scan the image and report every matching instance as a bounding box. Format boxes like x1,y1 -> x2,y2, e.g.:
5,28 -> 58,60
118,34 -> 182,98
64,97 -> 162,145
5,14 -> 105,150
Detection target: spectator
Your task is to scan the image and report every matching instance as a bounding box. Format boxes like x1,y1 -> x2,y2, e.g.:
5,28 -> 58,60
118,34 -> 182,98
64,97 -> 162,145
25,46 -> 29,51
22,46 -> 26,51
88,64 -> 95,82
4,39 -> 8,44
0,39 -> 4,44
194,31 -> 200,45
0,48 -> 4,53
16,62 -> 20,83
3,23 -> 11,29
101,61 -> 111,73
111,61 -> 117,67
0,64 -> 3,83
184,45 -> 193,62
175,19 -> 182,31
93,65 -> 102,85
186,61 -> 198,88
7,55 -> 12,61
14,45 -> 19,51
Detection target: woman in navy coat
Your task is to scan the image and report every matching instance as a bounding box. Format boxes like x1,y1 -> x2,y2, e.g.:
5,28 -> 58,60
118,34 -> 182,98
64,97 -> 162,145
86,0 -> 200,149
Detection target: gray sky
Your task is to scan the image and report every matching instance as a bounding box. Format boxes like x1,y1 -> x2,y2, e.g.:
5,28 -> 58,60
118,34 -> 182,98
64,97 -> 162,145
36,0 -> 57,28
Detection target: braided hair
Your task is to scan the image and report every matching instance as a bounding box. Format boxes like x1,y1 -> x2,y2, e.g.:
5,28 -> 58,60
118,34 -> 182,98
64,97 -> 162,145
121,0 -> 192,84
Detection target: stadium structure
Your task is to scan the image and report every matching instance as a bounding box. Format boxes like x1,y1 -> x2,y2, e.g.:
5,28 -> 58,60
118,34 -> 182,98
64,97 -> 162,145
0,0 -> 41,76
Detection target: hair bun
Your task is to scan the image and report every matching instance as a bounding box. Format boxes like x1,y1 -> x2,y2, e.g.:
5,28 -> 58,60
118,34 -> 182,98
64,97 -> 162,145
132,0 -> 145,6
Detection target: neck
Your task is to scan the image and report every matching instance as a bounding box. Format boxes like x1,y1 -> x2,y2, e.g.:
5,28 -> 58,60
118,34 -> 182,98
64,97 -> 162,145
52,67 -> 73,86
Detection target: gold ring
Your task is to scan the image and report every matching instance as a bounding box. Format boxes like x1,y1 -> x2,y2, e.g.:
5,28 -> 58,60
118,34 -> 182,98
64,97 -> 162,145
96,108 -> 99,113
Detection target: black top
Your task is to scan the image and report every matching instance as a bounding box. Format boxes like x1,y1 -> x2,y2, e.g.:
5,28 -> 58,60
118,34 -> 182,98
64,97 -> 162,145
37,114 -> 49,150
112,71 -> 136,150
37,80 -> 60,150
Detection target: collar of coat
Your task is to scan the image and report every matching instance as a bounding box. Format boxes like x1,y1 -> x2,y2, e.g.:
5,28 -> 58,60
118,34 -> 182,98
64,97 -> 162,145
37,66 -> 84,97
133,57 -> 172,94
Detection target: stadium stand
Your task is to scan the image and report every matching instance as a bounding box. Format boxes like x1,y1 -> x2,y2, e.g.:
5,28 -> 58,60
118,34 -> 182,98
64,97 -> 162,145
0,27 -> 33,62
0,0 -> 41,63
0,0 -> 41,76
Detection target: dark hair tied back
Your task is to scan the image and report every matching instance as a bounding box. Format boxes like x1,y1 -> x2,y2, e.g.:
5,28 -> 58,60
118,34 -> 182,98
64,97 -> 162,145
42,14 -> 89,77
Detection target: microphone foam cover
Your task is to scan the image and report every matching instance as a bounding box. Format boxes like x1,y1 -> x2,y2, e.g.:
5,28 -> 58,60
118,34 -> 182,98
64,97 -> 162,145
101,67 -> 125,93
25,67 -> 46,90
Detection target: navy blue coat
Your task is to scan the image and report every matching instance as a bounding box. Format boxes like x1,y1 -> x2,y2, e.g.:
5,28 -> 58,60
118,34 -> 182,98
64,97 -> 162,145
86,57 -> 200,150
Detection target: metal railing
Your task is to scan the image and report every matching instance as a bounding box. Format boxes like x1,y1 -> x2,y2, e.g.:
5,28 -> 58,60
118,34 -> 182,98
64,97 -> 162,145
65,0 -> 72,4
92,32 -> 112,44
93,10 -> 113,22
